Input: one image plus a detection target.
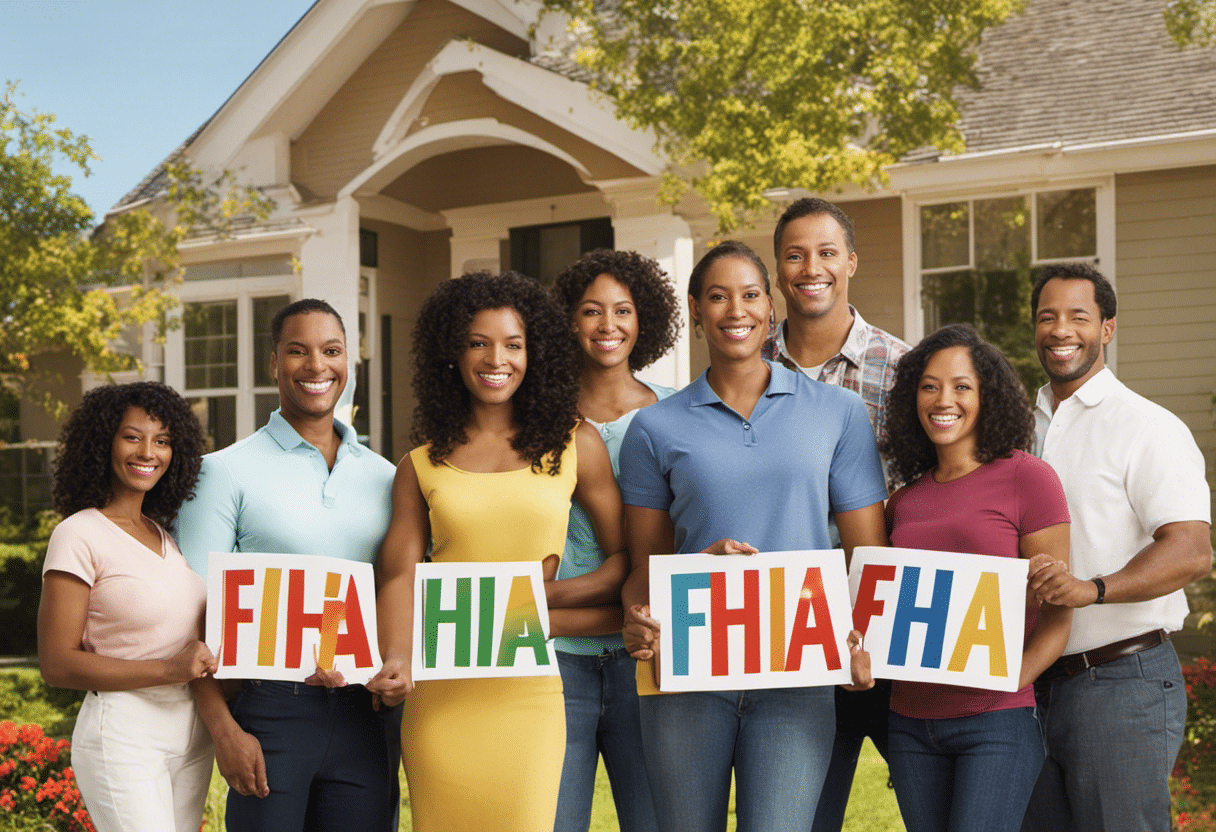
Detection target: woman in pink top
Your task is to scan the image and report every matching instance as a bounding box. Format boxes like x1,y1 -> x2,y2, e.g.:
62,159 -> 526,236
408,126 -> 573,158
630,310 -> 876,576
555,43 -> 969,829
875,324 -> 1072,832
38,381 -> 216,832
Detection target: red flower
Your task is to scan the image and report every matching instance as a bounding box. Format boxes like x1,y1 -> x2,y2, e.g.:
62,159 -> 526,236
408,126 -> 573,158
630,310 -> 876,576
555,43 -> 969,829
0,790 -> 14,811
19,775 -> 36,791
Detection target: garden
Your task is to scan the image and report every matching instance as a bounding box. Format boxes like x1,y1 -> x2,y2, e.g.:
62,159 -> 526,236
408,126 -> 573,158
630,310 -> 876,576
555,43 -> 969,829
1,508 -> 1213,831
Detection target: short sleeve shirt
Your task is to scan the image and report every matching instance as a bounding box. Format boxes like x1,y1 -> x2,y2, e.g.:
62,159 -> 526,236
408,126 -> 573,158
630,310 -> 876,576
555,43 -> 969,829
42,508 -> 206,661
618,362 -> 888,554
1034,369 -> 1211,654
885,451 -> 1070,719
175,410 -> 397,579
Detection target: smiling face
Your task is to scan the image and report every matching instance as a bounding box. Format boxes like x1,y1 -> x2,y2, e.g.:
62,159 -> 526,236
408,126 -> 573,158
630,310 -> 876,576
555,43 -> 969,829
1034,277 -> 1115,400
690,255 -> 773,364
572,274 -> 638,371
917,345 -> 981,461
776,212 -> 857,322
271,310 -> 348,424
109,406 -> 172,502
458,306 -> 527,406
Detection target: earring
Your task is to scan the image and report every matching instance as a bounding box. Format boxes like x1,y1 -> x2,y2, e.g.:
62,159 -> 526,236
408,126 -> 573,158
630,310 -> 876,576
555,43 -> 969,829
447,362 -> 454,369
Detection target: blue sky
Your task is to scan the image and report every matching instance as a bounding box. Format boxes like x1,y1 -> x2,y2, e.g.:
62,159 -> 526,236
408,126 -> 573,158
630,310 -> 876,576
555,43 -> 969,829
4,0 -> 315,220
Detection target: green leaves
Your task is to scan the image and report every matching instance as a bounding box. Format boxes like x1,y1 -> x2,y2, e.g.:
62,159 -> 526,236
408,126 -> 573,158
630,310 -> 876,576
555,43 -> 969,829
545,0 -> 1019,231
1,82 -> 273,416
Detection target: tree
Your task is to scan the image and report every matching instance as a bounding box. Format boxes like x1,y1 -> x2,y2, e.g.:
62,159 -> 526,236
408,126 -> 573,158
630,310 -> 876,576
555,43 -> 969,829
542,0 -> 1020,231
0,82 -> 271,416
1165,0 -> 1216,45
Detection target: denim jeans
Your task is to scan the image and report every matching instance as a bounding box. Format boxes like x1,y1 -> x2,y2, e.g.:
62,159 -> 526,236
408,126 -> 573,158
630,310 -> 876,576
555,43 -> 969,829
225,680 -> 400,832
811,680 -> 892,832
554,650 -> 657,832
1021,640 -> 1187,832
638,685 -> 835,832
888,706 -> 1044,832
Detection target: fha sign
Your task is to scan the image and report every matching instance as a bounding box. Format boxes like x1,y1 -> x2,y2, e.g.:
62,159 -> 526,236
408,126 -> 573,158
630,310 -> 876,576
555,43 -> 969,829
649,551 -> 854,692
205,553 -> 381,685
849,546 -> 1028,692
412,561 -> 558,680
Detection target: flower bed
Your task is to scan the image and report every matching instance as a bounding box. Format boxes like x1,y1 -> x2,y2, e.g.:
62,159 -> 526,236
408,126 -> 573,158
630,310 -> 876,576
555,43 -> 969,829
1174,657 -> 1216,831
0,722 -> 93,832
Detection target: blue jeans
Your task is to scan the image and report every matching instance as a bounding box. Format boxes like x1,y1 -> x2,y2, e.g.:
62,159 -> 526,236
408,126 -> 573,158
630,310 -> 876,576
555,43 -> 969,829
1021,640 -> 1187,832
638,686 -> 835,832
811,680 -> 892,832
226,681 -> 400,832
889,707 -> 1044,832
554,650 -> 657,832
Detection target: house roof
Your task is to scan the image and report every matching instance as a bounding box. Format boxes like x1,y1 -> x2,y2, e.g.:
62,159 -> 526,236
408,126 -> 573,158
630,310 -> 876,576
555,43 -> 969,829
955,0 -> 1216,154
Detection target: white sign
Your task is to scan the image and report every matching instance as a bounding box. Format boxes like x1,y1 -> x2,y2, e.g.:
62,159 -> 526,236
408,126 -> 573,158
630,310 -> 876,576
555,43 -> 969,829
205,553 -> 381,685
412,561 -> 559,680
849,546 -> 1028,692
648,551 -> 854,692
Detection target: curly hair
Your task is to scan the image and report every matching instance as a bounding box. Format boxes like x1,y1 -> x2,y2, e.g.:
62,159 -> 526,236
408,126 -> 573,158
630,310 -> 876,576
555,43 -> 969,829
880,324 -> 1034,485
411,271 -> 580,474
52,381 -> 206,531
551,249 -> 682,371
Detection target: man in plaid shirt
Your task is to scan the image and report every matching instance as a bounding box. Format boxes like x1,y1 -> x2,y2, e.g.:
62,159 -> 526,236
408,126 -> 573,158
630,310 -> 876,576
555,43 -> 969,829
762,197 -> 908,832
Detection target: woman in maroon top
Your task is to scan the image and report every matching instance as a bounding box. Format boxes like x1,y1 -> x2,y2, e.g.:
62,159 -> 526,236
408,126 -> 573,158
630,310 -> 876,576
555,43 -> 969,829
877,324 -> 1072,832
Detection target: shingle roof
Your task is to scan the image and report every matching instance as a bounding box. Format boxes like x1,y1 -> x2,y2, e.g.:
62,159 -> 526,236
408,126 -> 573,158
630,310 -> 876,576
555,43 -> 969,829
956,0 -> 1216,154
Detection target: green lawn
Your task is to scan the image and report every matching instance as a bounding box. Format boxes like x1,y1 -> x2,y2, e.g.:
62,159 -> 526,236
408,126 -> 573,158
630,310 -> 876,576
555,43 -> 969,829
203,738 -> 904,831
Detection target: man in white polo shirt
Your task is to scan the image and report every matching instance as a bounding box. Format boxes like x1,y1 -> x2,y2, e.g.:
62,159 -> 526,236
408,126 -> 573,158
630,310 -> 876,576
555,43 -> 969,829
1022,263 -> 1212,832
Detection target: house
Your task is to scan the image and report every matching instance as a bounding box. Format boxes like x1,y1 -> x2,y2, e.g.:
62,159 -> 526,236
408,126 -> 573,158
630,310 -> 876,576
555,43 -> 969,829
5,0 -> 1214,520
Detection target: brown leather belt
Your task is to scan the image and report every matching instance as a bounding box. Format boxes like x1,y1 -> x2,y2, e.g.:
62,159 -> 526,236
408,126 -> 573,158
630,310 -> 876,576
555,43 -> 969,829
1039,629 -> 1169,683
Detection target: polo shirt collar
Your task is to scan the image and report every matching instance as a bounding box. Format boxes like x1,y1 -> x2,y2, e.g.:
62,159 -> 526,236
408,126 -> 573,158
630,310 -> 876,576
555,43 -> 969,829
265,409 -> 363,455
687,361 -> 795,407
1035,367 -> 1116,415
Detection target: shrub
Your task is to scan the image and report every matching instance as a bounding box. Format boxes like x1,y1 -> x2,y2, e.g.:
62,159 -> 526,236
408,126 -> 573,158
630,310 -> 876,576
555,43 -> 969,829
0,671 -> 82,740
0,722 -> 93,832
1174,657 -> 1216,830
0,509 -> 57,657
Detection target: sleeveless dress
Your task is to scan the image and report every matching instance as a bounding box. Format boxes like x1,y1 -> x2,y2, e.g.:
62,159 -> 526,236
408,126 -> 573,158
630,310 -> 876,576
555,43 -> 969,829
401,439 -> 576,832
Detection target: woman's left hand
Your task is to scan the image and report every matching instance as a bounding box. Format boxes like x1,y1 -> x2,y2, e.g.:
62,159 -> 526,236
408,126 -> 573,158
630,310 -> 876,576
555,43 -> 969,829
842,629 -> 875,691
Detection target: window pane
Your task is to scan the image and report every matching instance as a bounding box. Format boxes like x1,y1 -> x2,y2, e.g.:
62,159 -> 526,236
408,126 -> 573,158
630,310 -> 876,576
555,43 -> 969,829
183,301 -> 238,391
1037,189 -> 1096,260
974,196 -> 1030,271
920,203 -> 969,269
252,295 -> 290,387
188,395 -> 236,452
921,267 -> 1047,394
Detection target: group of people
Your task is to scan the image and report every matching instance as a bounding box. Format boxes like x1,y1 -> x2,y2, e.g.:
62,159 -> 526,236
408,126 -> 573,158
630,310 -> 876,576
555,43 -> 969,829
36,196 -> 1210,832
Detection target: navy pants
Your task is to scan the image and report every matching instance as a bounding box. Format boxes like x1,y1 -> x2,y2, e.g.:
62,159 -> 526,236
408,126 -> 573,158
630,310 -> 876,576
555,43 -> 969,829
225,681 -> 400,832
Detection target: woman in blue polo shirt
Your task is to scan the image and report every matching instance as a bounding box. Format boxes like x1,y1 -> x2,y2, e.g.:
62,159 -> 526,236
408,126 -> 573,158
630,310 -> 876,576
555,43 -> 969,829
617,240 -> 889,832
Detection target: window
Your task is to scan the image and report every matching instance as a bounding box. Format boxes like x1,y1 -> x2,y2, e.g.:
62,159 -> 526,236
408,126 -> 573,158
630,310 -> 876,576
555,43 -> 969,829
919,187 -> 1097,392
509,217 -> 614,284
170,264 -> 292,448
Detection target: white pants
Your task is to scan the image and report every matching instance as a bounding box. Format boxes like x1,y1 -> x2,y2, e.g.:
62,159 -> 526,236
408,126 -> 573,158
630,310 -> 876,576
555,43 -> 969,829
71,685 -> 214,832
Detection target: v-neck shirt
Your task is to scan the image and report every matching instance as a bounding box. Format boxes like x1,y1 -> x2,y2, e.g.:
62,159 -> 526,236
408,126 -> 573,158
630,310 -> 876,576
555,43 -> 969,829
43,507 -> 205,662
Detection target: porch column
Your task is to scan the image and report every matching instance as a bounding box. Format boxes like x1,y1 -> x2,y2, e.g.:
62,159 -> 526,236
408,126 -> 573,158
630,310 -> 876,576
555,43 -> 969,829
299,196 -> 362,423
601,181 -> 697,389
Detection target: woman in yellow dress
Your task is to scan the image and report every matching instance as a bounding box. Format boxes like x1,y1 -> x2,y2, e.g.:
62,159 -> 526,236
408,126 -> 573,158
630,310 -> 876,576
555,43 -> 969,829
369,271 -> 630,832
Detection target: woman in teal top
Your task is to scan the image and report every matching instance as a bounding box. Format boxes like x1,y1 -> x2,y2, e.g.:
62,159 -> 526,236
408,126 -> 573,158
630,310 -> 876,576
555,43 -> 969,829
549,250 -> 682,832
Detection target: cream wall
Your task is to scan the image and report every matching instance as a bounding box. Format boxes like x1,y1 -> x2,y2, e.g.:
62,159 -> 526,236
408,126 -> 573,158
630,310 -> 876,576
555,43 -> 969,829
1114,164 -> 1216,487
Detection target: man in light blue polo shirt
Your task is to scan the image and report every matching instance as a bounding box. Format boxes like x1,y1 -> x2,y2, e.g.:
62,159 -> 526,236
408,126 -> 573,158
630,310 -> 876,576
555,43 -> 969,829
176,299 -> 398,832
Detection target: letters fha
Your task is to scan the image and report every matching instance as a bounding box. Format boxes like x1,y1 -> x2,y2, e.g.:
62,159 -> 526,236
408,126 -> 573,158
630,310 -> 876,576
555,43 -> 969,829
652,551 -> 855,692
205,553 -> 382,685
849,546 -> 1028,692
412,561 -> 559,680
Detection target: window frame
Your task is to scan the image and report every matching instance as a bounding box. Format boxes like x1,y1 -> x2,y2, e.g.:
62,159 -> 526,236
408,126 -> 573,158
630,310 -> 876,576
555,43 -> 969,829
902,177 -> 1116,369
